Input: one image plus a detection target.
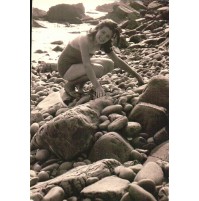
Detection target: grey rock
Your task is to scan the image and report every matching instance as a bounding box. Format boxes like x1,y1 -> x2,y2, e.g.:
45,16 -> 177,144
46,3 -> 85,24
134,162 -> 164,185
138,75 -> 169,109
89,132 -> 133,163
128,102 -> 168,136
144,141 -> 169,164
81,175 -> 130,201
31,159 -> 121,197
31,97 -> 112,160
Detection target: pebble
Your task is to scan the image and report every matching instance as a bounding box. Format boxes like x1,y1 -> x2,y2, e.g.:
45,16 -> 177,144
118,166 -> 136,182
128,183 -> 157,201
35,149 -> 50,162
38,171 -> 49,181
30,122 -> 40,136
134,162 -> 164,185
137,179 -> 157,196
30,177 -> 39,187
42,186 -> 65,201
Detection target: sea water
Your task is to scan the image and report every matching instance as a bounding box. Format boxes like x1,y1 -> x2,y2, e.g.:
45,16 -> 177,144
32,0 -> 119,62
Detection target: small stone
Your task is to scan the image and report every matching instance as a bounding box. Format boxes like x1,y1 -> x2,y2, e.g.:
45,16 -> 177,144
68,196 -> 78,201
129,164 -> 143,174
120,192 -> 132,201
128,183 -> 157,201
43,186 -> 65,201
130,150 -> 144,162
134,162 -> 164,185
118,166 -> 136,182
30,122 -> 40,136
35,149 -> 50,162
38,171 -> 49,182
30,177 -> 39,187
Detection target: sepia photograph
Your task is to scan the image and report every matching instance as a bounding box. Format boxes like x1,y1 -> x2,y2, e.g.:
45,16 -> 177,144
30,0 -> 169,200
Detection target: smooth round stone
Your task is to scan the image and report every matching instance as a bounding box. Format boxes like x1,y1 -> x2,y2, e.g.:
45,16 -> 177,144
118,166 -> 136,182
134,162 -> 164,185
41,163 -> 60,172
30,170 -> 37,178
30,122 -> 40,136
43,186 -> 65,201
35,86 -> 46,93
30,177 -> 39,187
58,161 -> 73,171
30,192 -> 43,201
124,122 -> 142,138
137,179 -> 157,196
82,198 -> 92,201
132,137 -> 147,149
123,103 -> 133,113
128,183 -> 157,201
130,150 -> 144,162
94,132 -> 104,141
120,192 -> 132,201
38,171 -> 49,182
33,163 -> 42,172
83,159 -> 91,165
68,196 -> 78,201
129,164 -> 143,174
35,149 -> 50,162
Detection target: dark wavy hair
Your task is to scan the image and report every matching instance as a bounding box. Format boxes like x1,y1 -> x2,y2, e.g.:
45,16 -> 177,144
87,19 -> 121,53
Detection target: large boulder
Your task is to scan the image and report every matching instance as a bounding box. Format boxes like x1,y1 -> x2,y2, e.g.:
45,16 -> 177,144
32,8 -> 47,20
31,159 -> 121,198
46,3 -> 85,23
35,91 -> 65,113
144,141 -> 169,164
31,97 -> 113,160
81,176 -> 130,201
134,161 -> 164,185
89,132 -> 133,163
129,0 -> 147,11
138,75 -> 169,110
104,4 -> 141,24
128,102 -> 168,136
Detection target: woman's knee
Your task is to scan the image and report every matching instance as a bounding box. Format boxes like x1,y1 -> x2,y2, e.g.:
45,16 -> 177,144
93,64 -> 104,78
103,59 -> 114,74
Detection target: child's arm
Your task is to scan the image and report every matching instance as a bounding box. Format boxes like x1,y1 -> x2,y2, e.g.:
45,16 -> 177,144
107,50 -> 145,85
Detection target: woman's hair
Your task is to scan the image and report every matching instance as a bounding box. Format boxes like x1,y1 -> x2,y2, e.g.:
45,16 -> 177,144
88,19 -> 121,53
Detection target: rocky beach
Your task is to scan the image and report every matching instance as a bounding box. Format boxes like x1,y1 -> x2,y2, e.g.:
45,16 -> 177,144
31,0 -> 169,200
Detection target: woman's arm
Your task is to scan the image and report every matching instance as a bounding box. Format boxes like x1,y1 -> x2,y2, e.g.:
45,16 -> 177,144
107,50 -> 145,85
79,35 -> 105,97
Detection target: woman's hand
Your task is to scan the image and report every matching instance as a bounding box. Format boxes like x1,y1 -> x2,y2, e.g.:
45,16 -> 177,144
95,86 -> 105,98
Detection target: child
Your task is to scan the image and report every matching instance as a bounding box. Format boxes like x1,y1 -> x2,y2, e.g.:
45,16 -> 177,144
58,19 -> 144,98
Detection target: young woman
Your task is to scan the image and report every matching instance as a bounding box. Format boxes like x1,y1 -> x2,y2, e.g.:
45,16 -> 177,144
58,19 -> 144,98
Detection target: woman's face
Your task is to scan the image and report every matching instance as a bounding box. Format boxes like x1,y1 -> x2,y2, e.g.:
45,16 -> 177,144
95,26 -> 113,44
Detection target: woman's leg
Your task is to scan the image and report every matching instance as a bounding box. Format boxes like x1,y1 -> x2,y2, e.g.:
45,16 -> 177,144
63,58 -> 114,96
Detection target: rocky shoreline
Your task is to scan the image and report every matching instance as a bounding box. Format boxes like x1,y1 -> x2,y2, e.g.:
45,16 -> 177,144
31,0 -> 169,201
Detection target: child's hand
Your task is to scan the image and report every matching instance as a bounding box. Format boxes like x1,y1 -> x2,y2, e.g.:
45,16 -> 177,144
95,86 -> 105,98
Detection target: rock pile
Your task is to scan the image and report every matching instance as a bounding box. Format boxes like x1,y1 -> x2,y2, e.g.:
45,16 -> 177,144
31,0 -> 169,200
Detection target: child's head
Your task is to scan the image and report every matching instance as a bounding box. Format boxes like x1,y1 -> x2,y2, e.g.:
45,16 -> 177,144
88,19 -> 121,46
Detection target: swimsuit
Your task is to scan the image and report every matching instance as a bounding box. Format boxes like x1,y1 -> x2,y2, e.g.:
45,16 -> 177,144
57,43 -> 83,77
58,43 -> 95,77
